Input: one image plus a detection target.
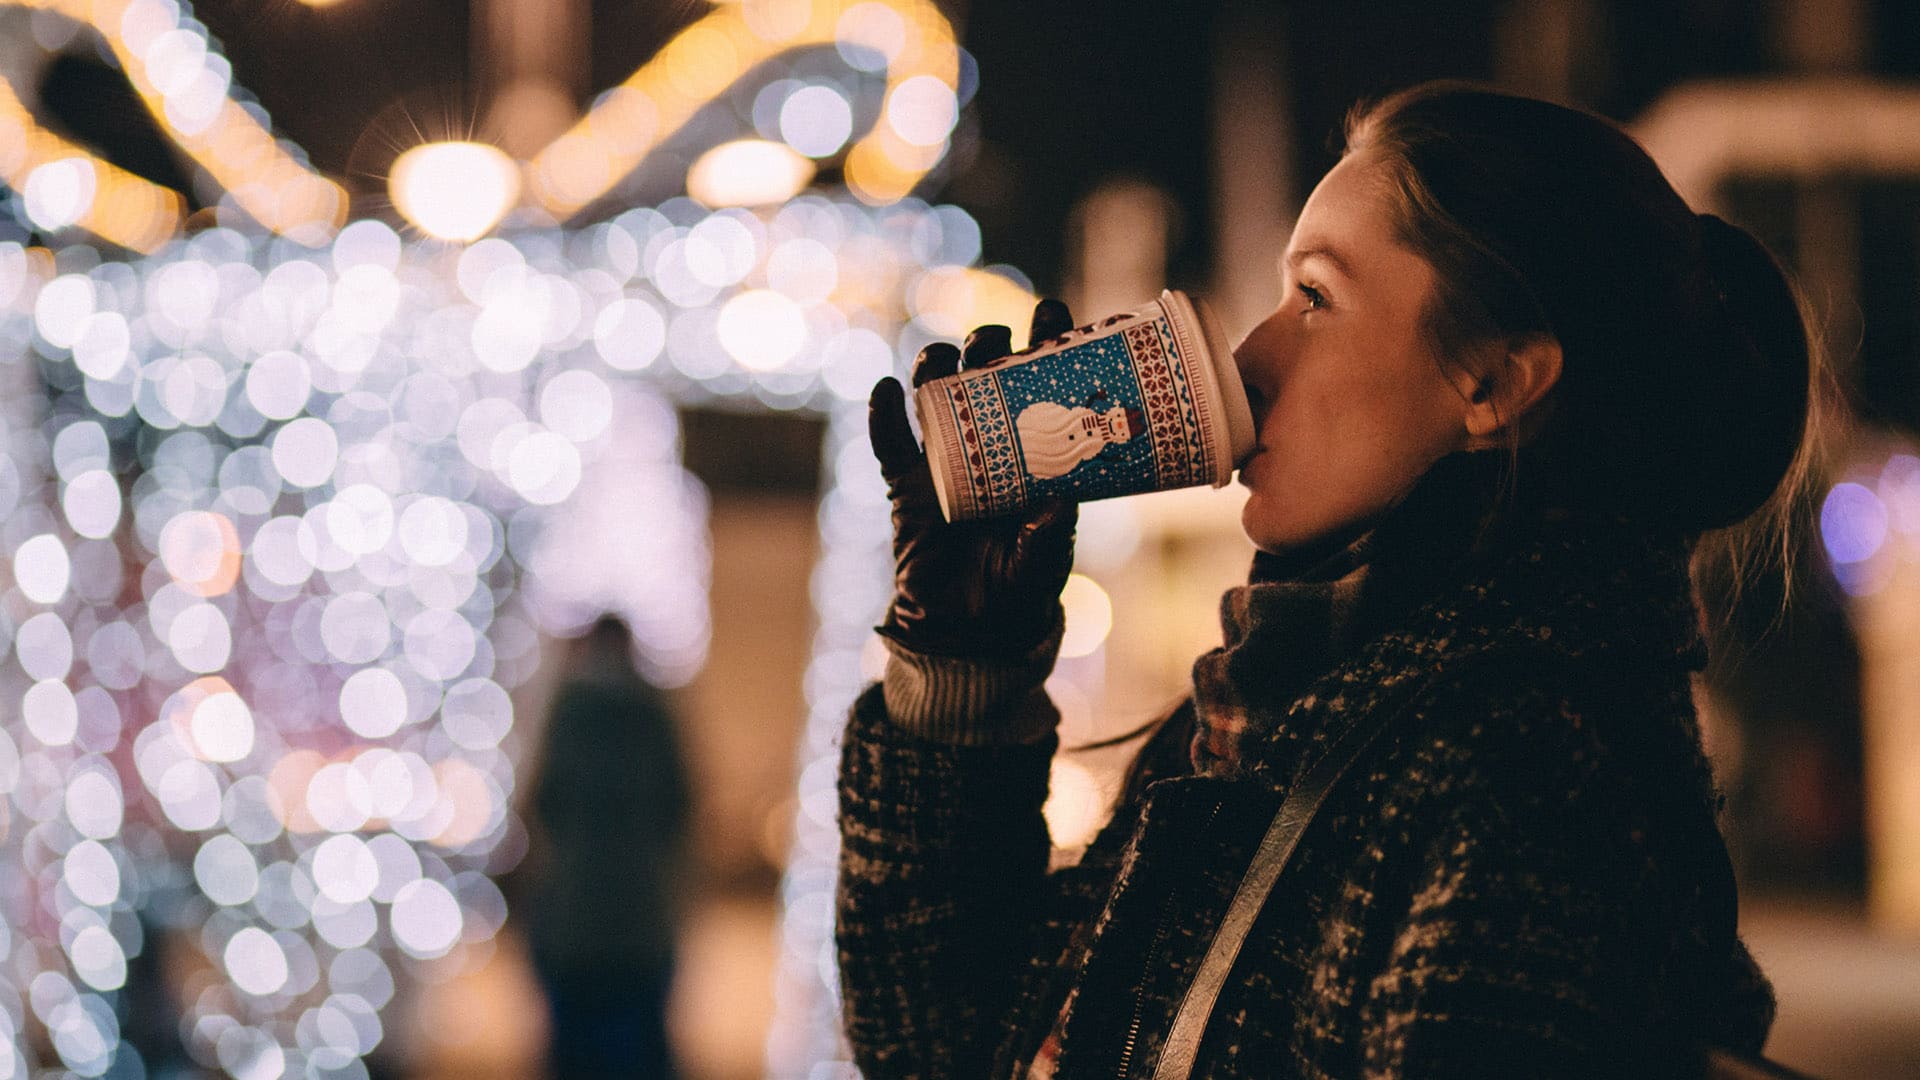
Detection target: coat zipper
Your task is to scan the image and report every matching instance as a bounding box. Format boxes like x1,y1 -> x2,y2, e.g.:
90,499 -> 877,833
1113,798 -> 1223,1080
1113,891 -> 1176,1079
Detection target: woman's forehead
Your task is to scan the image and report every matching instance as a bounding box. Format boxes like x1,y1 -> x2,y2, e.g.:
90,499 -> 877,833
1292,154 -> 1400,254
1288,157 -> 1431,297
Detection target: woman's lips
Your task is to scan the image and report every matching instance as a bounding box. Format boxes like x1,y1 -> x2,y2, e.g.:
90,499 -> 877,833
1237,445 -> 1266,486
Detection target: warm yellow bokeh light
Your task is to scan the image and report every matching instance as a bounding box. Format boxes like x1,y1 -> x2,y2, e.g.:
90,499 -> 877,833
526,0 -> 959,217
389,142 -> 522,243
718,289 -> 809,370
5,0 -> 345,245
1059,573 -> 1115,659
910,266 -> 1039,349
0,77 -> 182,251
687,139 -> 817,208
1043,758 -> 1108,849
431,759 -> 495,848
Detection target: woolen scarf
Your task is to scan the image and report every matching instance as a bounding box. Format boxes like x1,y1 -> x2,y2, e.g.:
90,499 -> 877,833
1189,450 -> 1511,779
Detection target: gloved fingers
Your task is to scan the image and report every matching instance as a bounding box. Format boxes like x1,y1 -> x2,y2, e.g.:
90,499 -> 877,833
910,341 -> 962,388
867,377 -> 923,488
869,377 -> 947,550
1014,498 -> 1079,579
960,324 -> 1014,370
1029,298 -> 1074,344
1025,497 -> 1078,537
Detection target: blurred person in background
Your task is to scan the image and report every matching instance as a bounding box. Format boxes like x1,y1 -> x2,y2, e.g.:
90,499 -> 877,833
524,615 -> 693,1079
838,82 -> 1827,1078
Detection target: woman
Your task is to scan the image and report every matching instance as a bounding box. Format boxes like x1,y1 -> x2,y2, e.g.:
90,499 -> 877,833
837,83 -> 1820,1079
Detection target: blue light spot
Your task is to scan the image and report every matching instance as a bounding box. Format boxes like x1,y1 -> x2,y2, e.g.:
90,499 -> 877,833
1821,481 -> 1888,565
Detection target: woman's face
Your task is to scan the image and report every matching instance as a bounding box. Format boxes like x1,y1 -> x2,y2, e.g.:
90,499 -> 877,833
1234,151 -> 1476,554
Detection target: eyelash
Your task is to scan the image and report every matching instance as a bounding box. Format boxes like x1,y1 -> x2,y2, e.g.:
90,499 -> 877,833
1296,282 -> 1328,311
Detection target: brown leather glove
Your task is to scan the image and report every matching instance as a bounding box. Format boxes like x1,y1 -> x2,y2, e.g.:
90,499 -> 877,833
868,299 -> 1078,660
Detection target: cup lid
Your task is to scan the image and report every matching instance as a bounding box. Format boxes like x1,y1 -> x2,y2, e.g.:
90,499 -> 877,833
1166,290 -> 1256,471
911,387 -> 961,521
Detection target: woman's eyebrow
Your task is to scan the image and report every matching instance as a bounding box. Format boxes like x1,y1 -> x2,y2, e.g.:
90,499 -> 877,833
1286,246 -> 1355,280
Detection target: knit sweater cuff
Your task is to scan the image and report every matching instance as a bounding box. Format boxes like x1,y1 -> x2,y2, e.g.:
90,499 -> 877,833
879,613 -> 1063,746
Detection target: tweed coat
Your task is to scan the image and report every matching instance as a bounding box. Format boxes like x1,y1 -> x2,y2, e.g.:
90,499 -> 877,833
836,503 -> 1776,1079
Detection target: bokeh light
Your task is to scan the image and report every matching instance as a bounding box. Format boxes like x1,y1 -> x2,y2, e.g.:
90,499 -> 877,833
0,0 -> 343,247
389,142 -> 522,243
1819,456 -> 1920,598
688,140 -> 818,209
1043,757 -> 1107,851
886,74 -> 960,146
910,264 -> 1042,348
779,85 -> 856,157
0,0 -> 1006,1074
718,289 -> 809,371
23,158 -> 97,232
0,146 -> 1014,1080
527,0 -> 960,217
1059,573 -> 1116,659
1823,481 -> 1888,566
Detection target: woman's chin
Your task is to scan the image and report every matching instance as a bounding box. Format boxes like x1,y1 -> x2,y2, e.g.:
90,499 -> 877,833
1243,494 -> 1362,558
1240,497 -> 1302,554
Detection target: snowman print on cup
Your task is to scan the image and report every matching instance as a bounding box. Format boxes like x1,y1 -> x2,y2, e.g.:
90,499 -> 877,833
1014,388 -> 1147,480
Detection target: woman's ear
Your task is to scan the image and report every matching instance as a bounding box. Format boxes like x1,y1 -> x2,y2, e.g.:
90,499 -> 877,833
1460,334 -> 1563,447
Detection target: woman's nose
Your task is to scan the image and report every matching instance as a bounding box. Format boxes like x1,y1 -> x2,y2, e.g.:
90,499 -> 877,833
1232,345 -> 1258,390
1232,356 -> 1269,425
1233,317 -> 1284,410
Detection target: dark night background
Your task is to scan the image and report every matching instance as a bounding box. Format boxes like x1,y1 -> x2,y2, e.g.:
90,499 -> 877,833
14,2 -> 1920,1076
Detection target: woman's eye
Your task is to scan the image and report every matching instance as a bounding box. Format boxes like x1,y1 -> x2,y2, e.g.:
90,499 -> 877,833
1297,283 -> 1327,312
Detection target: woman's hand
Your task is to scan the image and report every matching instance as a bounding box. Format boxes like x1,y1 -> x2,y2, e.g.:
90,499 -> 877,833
868,299 -> 1078,660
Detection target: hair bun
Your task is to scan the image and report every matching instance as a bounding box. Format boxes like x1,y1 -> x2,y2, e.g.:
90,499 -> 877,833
1677,213 -> 1811,530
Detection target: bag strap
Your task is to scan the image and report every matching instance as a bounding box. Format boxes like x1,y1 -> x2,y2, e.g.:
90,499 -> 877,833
1150,656 -> 1818,1080
1151,673 -> 1434,1080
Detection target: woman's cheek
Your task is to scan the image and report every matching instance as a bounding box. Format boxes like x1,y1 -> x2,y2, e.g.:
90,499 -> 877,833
1271,380 -> 1341,450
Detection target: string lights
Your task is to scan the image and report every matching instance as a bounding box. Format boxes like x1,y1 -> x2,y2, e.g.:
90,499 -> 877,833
7,0 -> 348,243
0,1 -> 1039,1076
0,75 -> 184,253
2,0 -> 960,249
526,0 -> 961,219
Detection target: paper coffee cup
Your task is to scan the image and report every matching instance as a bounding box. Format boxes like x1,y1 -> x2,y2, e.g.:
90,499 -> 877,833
914,290 -> 1256,522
